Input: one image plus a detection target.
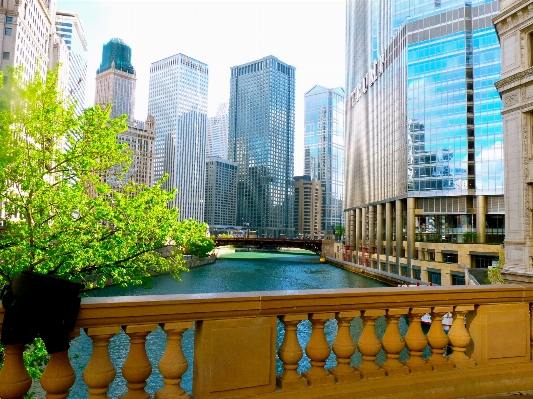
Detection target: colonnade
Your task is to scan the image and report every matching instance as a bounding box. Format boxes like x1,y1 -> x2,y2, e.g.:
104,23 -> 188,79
345,196 -> 488,277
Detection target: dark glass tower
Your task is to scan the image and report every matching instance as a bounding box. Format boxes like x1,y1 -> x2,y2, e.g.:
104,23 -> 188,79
97,38 -> 135,74
229,56 -> 295,238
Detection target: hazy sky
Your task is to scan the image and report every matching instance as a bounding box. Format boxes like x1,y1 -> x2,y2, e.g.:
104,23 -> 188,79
56,0 -> 346,175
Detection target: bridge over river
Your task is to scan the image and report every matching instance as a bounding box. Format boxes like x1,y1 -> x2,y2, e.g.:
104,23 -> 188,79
213,237 -> 324,254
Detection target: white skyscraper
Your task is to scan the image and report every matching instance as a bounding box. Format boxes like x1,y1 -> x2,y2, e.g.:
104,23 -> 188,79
55,11 -> 88,115
206,102 -> 229,159
0,0 -> 57,81
148,54 -> 209,221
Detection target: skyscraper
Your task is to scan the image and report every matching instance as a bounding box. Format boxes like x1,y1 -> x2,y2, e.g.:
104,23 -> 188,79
304,85 -> 345,235
0,0 -> 56,81
229,56 -> 295,238
345,0 -> 503,284
148,54 -> 208,221
95,38 -> 136,120
204,157 -> 238,229
206,102 -> 229,159
294,176 -> 323,239
95,39 -> 155,190
55,11 -> 88,115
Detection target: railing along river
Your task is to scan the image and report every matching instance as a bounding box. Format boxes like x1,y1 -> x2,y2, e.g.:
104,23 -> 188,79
2,285 -> 533,398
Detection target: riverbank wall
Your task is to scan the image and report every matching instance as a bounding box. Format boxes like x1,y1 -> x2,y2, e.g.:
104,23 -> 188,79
184,255 -> 216,268
326,256 -> 427,287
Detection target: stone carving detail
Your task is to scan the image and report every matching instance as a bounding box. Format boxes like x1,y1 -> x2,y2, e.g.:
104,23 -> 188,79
523,115 -> 531,239
505,91 -> 520,108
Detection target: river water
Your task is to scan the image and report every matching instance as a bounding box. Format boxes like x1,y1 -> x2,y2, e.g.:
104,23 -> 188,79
67,251 -> 400,398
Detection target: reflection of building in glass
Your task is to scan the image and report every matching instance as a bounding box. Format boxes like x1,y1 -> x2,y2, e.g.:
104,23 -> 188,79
148,54 -> 208,221
304,85 -> 344,235
204,157 -> 237,228
345,0 -> 503,284
294,176 -> 322,239
408,119 -> 466,192
207,103 -> 229,159
229,56 -> 295,238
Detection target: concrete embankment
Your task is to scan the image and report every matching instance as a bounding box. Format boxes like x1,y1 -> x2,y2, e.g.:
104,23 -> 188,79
325,257 -> 426,286
184,255 -> 216,268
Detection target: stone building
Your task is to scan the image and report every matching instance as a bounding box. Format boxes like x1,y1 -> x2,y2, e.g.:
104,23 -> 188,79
294,176 -> 323,239
494,0 -> 533,282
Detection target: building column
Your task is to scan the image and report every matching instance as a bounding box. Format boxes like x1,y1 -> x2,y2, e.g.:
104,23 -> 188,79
385,202 -> 392,270
407,197 -> 416,274
369,205 -> 376,268
395,200 -> 403,264
476,195 -> 486,244
355,208 -> 361,264
361,207 -> 367,265
377,204 -> 384,270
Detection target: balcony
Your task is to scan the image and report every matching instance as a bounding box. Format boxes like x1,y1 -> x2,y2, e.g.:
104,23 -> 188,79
1,285 -> 533,398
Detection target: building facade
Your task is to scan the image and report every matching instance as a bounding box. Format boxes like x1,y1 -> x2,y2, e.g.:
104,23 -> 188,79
229,55 -> 296,238
494,0 -> 533,281
345,0 -> 503,284
207,102 -> 229,159
304,85 -> 345,236
55,11 -> 87,115
148,54 -> 208,221
204,157 -> 238,230
0,0 -> 56,81
294,176 -> 323,239
95,38 -> 136,120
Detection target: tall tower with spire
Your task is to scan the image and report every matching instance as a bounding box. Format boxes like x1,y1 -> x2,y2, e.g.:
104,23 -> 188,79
94,38 -> 136,120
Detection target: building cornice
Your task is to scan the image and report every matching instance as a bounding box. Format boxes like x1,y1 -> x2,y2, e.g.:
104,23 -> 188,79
495,65 -> 533,93
493,0 -> 533,37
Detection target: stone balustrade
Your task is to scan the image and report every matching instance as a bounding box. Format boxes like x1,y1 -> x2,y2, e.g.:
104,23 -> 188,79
1,285 -> 533,398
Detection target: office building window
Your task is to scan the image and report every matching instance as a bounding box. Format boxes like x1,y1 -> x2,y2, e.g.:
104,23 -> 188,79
6,16 -> 12,23
5,27 -> 11,36
3,52 -> 10,60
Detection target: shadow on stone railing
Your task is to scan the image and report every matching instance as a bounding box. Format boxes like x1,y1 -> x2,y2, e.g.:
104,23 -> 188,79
1,285 -> 533,398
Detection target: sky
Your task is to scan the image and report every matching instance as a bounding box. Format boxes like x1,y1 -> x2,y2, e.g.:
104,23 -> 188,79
56,0 -> 346,176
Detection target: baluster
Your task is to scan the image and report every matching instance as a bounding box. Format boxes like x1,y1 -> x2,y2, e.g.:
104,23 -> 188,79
356,309 -> 386,379
155,322 -> 192,399
329,311 -> 360,382
83,326 -> 121,399
447,305 -> 475,368
530,303 -> 533,361
404,308 -> 432,373
381,308 -> 409,376
41,329 -> 80,399
427,307 -> 454,371
0,344 -> 32,399
119,324 -> 157,399
276,314 -> 308,390
302,313 -> 335,386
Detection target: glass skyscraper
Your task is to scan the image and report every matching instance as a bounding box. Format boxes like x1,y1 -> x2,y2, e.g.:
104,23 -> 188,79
148,54 -> 208,221
304,85 -> 345,235
55,11 -> 88,116
229,56 -> 295,238
345,0 -> 503,282
206,102 -> 229,159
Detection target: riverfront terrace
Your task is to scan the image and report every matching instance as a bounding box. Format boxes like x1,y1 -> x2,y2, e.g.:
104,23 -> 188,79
1,284 -> 533,398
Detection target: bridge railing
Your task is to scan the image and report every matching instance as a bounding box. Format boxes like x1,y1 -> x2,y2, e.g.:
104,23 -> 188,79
1,285 -> 533,398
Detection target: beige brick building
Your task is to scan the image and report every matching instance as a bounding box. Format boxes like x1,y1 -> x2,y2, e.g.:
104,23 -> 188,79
294,176 -> 322,239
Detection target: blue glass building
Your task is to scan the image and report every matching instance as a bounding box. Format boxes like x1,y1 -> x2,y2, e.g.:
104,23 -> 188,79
304,85 -> 345,235
345,0 -> 503,279
229,56 -> 295,238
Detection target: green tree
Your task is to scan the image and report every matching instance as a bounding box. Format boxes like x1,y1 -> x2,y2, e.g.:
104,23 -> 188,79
334,225 -> 345,241
175,219 -> 215,258
0,65 -> 216,380
0,66 -> 190,290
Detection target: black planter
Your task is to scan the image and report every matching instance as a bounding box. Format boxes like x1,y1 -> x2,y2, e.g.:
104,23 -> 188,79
1,271 -> 83,353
